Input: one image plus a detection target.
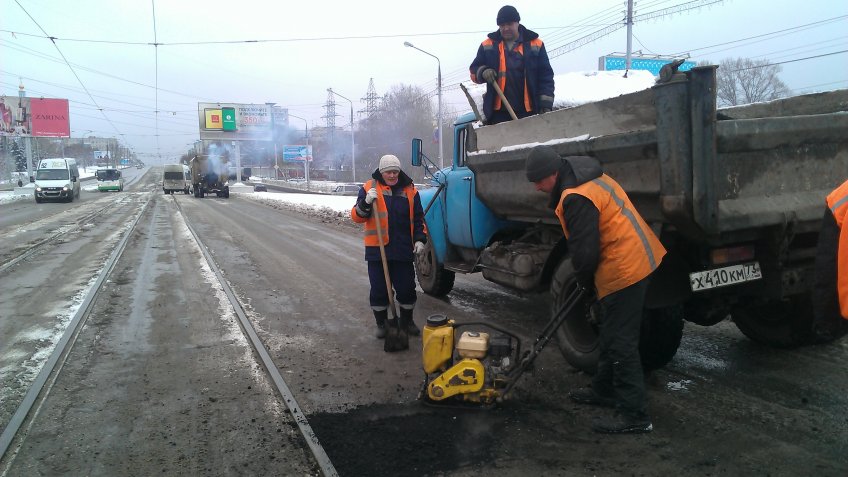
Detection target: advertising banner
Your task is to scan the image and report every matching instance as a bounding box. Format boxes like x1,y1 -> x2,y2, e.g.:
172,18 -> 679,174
29,98 -> 71,137
198,102 -> 288,141
598,55 -> 696,75
282,145 -> 312,162
1,96 -> 71,137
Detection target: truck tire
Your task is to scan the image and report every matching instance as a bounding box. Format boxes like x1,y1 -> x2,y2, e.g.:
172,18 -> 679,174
224,187 -> 230,198
551,258 -> 599,373
415,240 -> 455,297
551,257 -> 685,373
732,295 -> 822,347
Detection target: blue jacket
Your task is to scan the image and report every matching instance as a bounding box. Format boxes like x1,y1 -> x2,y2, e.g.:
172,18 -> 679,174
354,169 -> 427,262
470,25 -> 555,121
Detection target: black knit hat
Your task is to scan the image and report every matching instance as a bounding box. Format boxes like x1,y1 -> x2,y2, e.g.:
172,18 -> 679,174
525,145 -> 562,182
497,5 -> 520,25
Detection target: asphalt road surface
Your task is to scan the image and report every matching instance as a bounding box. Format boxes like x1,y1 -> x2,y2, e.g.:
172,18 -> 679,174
1,169 -> 846,476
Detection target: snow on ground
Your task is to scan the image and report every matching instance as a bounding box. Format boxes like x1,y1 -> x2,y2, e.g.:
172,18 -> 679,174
462,69 -> 656,111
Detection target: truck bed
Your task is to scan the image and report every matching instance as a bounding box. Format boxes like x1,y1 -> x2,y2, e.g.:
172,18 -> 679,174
466,66 -> 848,240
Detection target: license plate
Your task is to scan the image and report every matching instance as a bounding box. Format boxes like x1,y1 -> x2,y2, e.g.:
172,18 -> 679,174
689,261 -> 762,292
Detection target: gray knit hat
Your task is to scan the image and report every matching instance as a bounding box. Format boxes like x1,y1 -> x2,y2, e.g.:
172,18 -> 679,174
525,145 -> 562,182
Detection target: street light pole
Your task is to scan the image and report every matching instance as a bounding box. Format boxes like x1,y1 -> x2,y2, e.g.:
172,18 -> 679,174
266,102 -> 276,184
327,88 -> 355,182
404,41 -> 443,169
288,113 -> 310,187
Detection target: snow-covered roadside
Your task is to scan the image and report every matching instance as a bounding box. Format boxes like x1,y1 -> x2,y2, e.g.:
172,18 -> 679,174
233,189 -> 358,229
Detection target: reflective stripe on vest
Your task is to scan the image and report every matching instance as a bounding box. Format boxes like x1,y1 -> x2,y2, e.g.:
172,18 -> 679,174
556,174 -> 666,298
356,179 -> 417,247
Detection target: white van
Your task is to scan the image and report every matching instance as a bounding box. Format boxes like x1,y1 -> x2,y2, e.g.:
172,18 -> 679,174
95,168 -> 124,192
34,158 -> 80,203
163,163 -> 190,195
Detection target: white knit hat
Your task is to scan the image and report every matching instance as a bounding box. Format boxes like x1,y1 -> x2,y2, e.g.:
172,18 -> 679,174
379,154 -> 401,172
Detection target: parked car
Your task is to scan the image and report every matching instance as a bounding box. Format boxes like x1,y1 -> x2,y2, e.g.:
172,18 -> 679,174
253,183 -> 267,192
331,184 -> 360,196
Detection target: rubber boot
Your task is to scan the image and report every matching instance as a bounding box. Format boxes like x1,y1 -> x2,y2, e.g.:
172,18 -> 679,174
373,309 -> 388,339
400,307 -> 420,336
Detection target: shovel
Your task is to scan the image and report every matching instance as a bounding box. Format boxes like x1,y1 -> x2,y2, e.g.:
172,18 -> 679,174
488,78 -> 518,121
374,212 -> 408,352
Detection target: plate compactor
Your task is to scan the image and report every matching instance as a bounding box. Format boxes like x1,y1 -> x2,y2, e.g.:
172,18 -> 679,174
419,286 -> 586,405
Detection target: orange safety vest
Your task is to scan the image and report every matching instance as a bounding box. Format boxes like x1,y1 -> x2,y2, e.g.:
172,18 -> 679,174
481,38 -> 543,113
350,179 -> 417,247
826,179 -> 848,318
556,174 -> 666,299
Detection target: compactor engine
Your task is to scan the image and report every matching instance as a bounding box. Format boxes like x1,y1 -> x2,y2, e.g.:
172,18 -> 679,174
421,314 -> 518,405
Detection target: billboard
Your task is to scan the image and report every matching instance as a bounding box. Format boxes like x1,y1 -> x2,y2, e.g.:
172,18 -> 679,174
197,102 -> 288,141
1,96 -> 70,137
282,145 -> 312,162
599,55 -> 696,76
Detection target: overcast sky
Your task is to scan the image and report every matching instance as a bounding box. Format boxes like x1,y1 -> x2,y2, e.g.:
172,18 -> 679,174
2,0 -> 846,162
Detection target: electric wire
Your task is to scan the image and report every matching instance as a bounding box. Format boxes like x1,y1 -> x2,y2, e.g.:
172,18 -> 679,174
13,0 -> 124,138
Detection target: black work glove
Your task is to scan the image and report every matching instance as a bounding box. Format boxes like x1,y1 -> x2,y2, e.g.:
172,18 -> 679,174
481,68 -> 497,83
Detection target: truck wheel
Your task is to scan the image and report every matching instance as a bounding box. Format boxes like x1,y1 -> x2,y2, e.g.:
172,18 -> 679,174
551,258 -> 599,373
224,188 -> 230,198
639,305 -> 684,370
552,258 -> 685,373
732,295 -> 818,347
415,240 -> 455,296
35,197 -> 42,204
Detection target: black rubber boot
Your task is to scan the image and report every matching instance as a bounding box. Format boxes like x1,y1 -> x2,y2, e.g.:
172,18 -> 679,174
400,307 -> 420,336
373,309 -> 388,339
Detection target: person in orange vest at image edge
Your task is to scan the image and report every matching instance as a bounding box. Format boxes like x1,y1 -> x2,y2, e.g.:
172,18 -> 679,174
525,145 -> 666,434
469,5 -> 555,125
351,154 -> 427,339
811,178 -> 848,342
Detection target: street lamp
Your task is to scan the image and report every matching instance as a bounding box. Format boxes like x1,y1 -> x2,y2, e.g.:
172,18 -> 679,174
327,88 -> 356,182
404,41 -> 443,169
288,113 -> 310,186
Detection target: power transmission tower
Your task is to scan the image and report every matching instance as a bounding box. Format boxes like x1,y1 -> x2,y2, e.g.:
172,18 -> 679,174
361,78 -> 380,118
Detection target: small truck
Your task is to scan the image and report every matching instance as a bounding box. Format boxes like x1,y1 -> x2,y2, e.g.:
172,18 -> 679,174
411,64 -> 848,372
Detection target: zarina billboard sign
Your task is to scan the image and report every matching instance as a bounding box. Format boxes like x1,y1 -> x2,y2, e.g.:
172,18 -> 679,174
0,96 -> 70,137
197,103 -> 288,141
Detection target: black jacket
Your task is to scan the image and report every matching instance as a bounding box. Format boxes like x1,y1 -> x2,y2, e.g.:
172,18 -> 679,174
548,156 -> 603,287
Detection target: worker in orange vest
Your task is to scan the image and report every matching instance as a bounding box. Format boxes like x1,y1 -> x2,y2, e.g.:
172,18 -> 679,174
526,145 -> 666,434
351,155 -> 428,339
812,179 -> 848,342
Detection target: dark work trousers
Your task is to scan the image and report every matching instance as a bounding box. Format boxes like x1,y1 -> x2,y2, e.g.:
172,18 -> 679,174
367,260 -> 417,309
592,277 -> 649,419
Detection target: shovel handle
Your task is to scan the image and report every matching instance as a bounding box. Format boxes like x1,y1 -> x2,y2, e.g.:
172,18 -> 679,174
490,80 -> 518,121
373,209 -> 397,319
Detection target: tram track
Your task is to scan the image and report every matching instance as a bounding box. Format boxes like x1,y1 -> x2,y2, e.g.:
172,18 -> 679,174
0,195 -> 152,468
0,194 -> 135,274
174,199 -> 338,477
1,194 -> 337,476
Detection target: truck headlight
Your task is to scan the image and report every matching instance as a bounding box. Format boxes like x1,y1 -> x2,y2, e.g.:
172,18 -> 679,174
62,185 -> 70,191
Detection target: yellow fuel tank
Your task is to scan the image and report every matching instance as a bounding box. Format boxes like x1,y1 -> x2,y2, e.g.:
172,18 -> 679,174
422,315 -> 454,374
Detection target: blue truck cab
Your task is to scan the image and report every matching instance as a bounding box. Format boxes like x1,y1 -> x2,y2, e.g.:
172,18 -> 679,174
412,112 -> 520,296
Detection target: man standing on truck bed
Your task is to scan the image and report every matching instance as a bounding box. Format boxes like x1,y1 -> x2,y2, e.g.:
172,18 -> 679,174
351,155 -> 428,340
470,5 -> 555,125
812,179 -> 848,342
525,145 -> 666,434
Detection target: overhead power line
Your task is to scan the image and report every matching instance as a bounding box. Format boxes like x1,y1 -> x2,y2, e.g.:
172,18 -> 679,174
13,0 -> 124,138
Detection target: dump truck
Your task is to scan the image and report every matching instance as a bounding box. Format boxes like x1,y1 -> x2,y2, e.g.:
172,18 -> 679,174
189,154 -> 230,198
411,64 -> 848,372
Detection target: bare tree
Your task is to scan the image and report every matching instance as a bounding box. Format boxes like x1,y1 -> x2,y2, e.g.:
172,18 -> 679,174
709,57 -> 791,107
357,84 -> 435,180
